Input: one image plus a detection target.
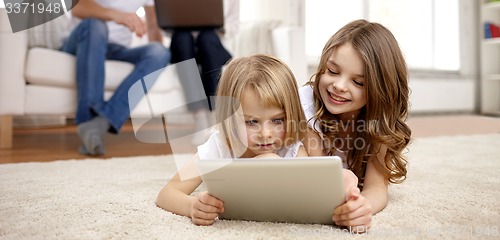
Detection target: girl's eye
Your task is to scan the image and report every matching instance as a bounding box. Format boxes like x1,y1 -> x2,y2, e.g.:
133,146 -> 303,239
327,69 -> 339,75
353,80 -> 364,87
245,120 -> 258,125
272,118 -> 285,124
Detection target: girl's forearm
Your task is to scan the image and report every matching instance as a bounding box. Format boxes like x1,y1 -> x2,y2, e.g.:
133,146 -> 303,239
361,187 -> 388,214
156,187 -> 194,217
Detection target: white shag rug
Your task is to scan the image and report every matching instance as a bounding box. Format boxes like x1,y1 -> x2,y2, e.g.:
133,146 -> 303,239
1,134 -> 499,240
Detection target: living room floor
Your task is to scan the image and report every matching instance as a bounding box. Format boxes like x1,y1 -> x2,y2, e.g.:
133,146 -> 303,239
407,114 -> 500,137
0,114 -> 499,164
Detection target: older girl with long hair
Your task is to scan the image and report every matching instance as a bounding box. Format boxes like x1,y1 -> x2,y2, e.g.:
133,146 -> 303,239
300,19 -> 412,232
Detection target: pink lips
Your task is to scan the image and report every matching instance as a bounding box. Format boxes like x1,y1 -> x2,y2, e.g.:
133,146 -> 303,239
256,143 -> 274,149
328,92 -> 350,104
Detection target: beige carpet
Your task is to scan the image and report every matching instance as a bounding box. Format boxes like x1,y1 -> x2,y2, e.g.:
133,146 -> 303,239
1,134 -> 499,239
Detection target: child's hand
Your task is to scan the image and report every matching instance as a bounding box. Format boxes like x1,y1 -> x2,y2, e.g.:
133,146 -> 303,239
332,187 -> 372,233
189,191 -> 224,226
330,169 -> 371,233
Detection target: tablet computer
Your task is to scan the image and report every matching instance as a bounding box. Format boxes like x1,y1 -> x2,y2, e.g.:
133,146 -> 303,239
197,156 -> 345,224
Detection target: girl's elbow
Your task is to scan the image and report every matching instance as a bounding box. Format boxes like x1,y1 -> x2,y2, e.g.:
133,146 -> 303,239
155,187 -> 169,210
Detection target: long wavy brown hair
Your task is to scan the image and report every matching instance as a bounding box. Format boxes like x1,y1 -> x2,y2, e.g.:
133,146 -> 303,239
309,19 -> 412,186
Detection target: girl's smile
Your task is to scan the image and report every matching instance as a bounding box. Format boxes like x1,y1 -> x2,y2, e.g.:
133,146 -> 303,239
327,91 -> 351,104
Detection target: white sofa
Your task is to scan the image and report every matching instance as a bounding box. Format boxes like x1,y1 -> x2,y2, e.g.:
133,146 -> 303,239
0,8 -> 306,149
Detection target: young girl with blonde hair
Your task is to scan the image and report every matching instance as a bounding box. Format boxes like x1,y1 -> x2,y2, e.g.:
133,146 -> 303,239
300,19 -> 412,231
156,54 -> 312,225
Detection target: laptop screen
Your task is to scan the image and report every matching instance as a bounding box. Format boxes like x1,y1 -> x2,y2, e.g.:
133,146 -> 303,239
154,0 -> 224,30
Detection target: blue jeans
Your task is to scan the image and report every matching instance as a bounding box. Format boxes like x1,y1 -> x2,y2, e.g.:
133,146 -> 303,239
60,19 -> 171,133
170,29 -> 232,111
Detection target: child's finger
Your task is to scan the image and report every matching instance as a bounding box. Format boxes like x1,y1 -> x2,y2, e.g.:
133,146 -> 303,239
199,192 -> 224,209
345,186 -> 360,202
336,203 -> 371,223
334,214 -> 372,231
196,201 -> 223,214
334,196 -> 362,216
191,216 -> 216,226
192,207 -> 219,220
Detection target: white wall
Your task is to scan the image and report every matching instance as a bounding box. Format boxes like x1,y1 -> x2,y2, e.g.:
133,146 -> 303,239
240,0 -> 301,26
408,78 -> 475,113
238,0 -> 307,85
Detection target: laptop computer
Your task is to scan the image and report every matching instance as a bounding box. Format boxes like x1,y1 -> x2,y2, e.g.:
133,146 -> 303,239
154,0 -> 224,30
197,156 -> 345,224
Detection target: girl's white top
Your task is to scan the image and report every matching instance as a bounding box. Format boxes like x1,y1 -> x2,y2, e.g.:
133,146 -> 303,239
299,85 -> 348,168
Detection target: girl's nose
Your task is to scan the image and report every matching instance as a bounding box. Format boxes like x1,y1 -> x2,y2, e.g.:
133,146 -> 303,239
259,124 -> 273,139
333,78 -> 348,92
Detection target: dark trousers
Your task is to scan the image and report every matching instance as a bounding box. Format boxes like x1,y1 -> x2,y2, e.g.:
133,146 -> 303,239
170,29 -> 232,111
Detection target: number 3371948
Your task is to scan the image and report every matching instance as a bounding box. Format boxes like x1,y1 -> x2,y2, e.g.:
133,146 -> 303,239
5,2 -> 62,14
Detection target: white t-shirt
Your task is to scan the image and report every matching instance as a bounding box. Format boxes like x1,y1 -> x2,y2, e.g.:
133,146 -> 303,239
197,130 -> 303,159
298,85 -> 348,167
299,85 -> 321,133
97,0 -> 154,47
69,0 -> 154,47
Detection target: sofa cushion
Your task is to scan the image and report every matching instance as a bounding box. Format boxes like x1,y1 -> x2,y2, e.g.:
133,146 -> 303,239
24,84 -> 187,116
25,47 -> 177,92
27,13 -> 71,50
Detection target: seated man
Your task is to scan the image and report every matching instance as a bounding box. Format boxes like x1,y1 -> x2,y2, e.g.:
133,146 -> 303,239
169,0 -> 239,146
60,0 -> 171,155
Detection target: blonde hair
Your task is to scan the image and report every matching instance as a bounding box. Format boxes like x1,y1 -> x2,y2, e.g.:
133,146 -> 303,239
216,54 -> 307,157
309,19 -> 411,185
